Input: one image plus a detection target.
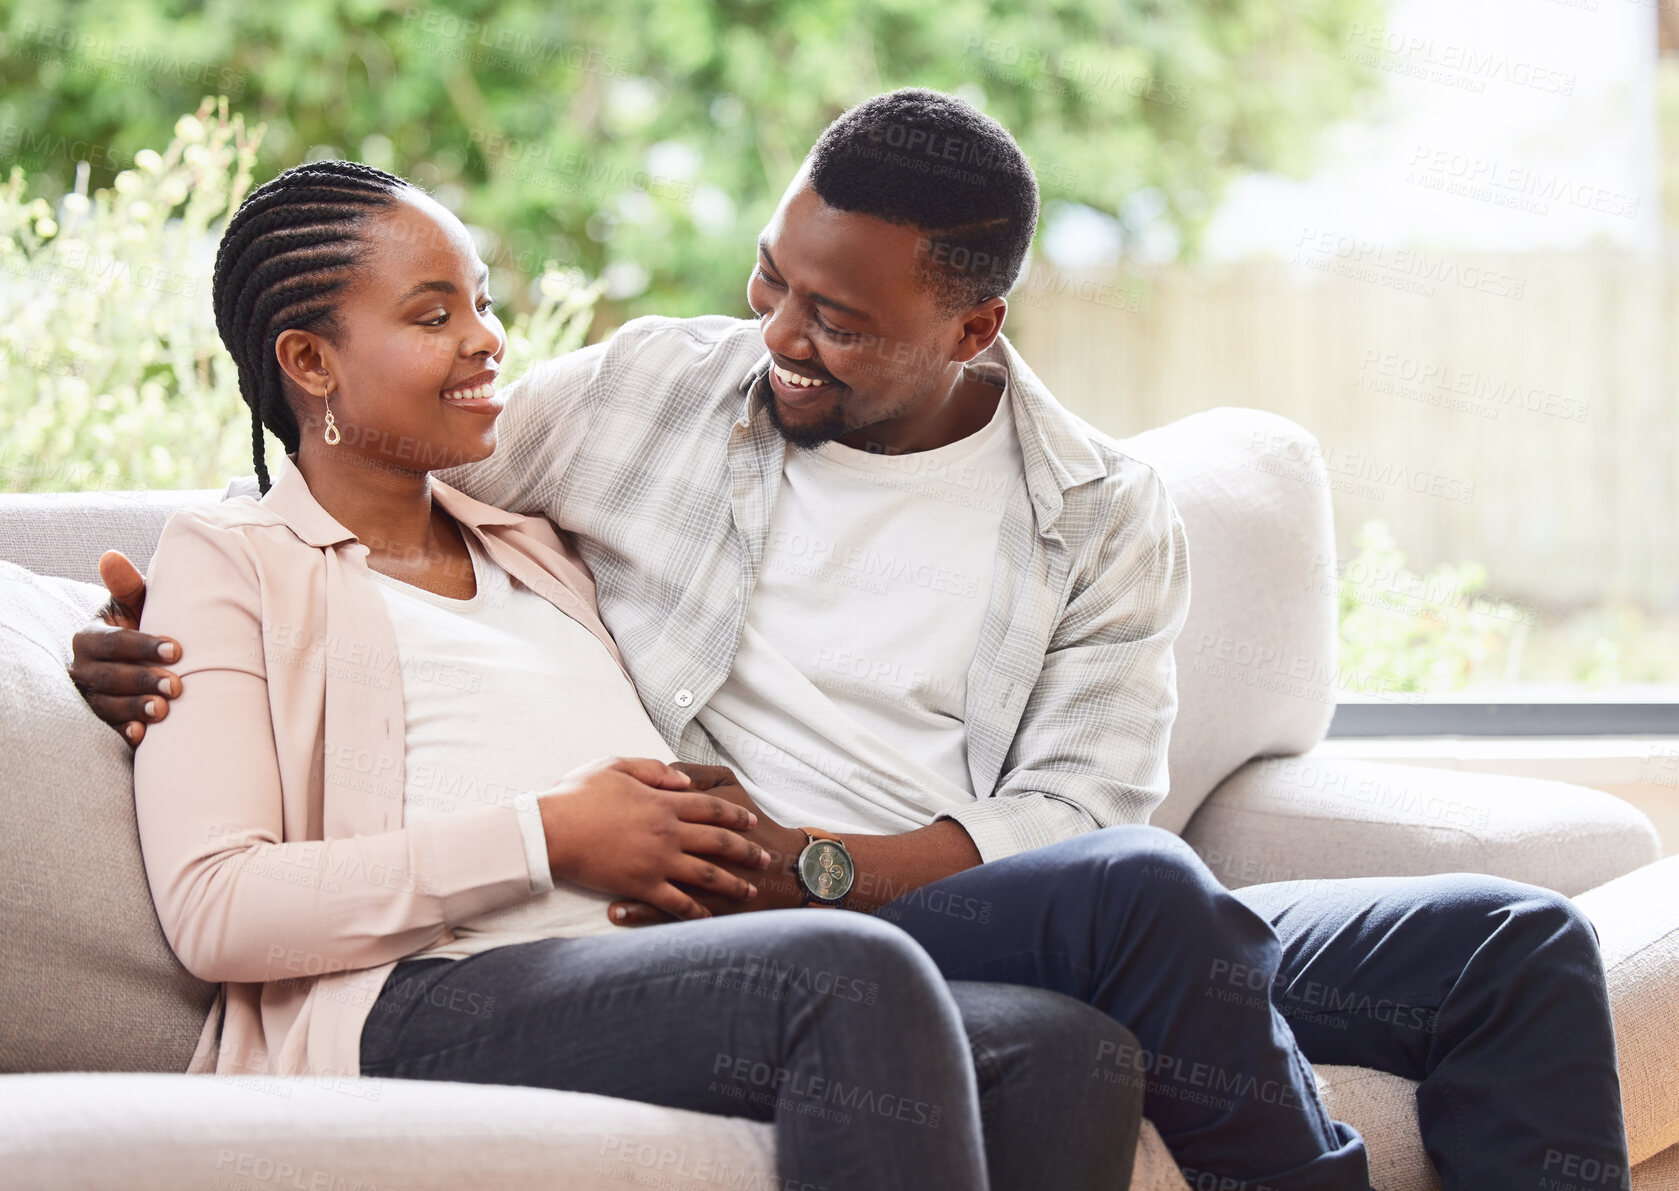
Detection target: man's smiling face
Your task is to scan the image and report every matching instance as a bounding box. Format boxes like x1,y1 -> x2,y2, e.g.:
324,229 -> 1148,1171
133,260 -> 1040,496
745,165 -> 1002,452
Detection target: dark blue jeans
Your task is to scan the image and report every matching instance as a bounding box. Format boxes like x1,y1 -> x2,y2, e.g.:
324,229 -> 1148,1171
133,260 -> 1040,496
876,824 -> 1629,1191
359,908 -> 1143,1191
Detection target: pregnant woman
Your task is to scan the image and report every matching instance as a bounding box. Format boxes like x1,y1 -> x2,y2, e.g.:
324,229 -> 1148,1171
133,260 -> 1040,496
120,159 -> 1142,1189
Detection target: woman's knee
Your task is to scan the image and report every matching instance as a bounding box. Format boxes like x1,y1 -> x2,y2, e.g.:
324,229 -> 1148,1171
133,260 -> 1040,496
1031,989 -> 1147,1111
953,980 -> 1143,1076
770,911 -> 950,1006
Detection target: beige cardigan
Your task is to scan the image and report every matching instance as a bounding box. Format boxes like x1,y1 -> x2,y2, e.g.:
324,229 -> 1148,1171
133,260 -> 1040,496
133,450 -> 633,1078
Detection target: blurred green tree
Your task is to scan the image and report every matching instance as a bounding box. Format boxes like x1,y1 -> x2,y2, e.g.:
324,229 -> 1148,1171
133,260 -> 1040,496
0,0 -> 1381,325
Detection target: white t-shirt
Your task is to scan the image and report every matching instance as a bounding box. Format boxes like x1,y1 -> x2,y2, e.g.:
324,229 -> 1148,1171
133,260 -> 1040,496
696,376 -> 1027,834
369,529 -> 676,960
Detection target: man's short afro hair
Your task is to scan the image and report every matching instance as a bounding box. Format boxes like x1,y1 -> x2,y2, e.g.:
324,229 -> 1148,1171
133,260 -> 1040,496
806,88 -> 1039,314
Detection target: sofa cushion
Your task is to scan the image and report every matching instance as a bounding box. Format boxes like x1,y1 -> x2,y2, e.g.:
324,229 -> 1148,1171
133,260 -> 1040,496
1119,409 -> 1340,834
0,561 -> 216,1073
4,1065 -> 1661,1191
0,1069 -> 1201,1191
0,1072 -> 776,1191
1631,1143 -> 1679,1191
1313,1065 -> 1436,1191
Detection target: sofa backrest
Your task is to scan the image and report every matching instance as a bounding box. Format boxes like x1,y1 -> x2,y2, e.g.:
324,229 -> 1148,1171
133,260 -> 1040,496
0,486 -> 228,583
1118,406 -> 1339,830
0,406 -> 1341,830
0,407 -> 1339,1070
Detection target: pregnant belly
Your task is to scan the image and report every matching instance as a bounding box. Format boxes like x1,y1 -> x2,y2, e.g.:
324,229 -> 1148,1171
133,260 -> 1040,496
452,880 -> 625,942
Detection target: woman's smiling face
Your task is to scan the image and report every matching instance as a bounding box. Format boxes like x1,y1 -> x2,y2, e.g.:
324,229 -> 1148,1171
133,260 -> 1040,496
277,188 -> 508,478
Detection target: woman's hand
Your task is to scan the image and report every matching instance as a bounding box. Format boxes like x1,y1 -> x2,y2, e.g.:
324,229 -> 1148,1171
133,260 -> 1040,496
607,764 -> 808,927
538,755 -> 775,922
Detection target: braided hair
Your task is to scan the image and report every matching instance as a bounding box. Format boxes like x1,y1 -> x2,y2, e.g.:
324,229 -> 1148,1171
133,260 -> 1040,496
211,160 -> 409,494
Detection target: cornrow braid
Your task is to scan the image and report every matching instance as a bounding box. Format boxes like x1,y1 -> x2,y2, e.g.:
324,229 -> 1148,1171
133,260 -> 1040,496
211,160 -> 409,494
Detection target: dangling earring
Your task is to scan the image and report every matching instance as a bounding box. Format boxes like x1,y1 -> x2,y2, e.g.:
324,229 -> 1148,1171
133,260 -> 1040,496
323,386 -> 342,446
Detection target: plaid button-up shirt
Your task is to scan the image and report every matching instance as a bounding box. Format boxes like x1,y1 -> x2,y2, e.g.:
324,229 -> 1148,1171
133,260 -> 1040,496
436,314 -> 1191,862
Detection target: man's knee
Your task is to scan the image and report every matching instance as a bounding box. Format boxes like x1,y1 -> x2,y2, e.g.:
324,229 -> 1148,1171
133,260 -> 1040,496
1441,876 -> 1605,976
1043,827 -> 1284,982
1057,825 -> 1235,909
1046,824 -> 1202,879
1503,882 -> 1603,961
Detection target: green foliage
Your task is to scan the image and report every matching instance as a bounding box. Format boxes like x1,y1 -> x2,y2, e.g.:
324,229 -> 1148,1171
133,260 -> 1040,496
0,0 -> 1383,322
0,99 -> 600,492
1335,520 -> 1530,693
1516,602 -> 1679,690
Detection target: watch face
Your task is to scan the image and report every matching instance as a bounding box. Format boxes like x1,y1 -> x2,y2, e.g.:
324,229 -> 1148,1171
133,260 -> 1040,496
799,839 -> 854,903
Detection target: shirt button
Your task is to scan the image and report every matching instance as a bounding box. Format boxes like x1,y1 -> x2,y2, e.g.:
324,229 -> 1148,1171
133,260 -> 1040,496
674,688 -> 694,707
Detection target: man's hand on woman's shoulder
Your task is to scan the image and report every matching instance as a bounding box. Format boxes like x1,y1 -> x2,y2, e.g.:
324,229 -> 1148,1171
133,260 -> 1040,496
67,550 -> 182,748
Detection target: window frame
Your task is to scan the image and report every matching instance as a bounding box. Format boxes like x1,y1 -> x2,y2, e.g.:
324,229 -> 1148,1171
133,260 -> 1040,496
1328,700 -> 1679,737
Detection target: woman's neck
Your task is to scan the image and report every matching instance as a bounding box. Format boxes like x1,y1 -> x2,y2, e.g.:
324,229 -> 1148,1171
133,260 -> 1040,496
289,447 -> 444,559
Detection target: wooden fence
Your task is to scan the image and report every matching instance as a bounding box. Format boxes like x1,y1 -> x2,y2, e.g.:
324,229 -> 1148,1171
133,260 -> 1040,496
1008,249 -> 1679,613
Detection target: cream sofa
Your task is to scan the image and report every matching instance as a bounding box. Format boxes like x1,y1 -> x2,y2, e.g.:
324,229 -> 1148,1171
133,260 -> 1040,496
2,408 -> 1675,1190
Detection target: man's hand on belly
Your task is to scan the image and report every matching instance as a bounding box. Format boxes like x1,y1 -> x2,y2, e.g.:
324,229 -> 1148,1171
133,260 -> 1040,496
607,764 -> 984,925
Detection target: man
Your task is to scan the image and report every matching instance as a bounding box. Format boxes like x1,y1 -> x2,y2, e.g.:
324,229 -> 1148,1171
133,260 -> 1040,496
72,89 -> 1628,1191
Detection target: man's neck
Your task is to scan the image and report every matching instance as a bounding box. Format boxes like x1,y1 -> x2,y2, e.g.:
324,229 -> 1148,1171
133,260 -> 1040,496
834,372 -> 1004,455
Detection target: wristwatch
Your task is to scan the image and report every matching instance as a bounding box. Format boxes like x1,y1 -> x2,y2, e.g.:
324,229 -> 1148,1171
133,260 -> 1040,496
793,828 -> 855,908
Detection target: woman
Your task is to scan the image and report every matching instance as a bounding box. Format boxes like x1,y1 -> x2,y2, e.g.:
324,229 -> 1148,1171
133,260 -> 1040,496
128,160 -> 1141,1189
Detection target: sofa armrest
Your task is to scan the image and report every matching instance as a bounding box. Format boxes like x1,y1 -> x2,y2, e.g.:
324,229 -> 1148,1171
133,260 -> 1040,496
1179,755 -> 1660,896
1575,856 -> 1679,1165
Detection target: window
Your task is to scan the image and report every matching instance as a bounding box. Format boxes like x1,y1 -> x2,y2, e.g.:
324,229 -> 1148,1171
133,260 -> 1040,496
1012,1 -> 1679,735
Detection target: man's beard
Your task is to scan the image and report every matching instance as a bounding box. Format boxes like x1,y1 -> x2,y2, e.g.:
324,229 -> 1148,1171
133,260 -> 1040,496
762,387 -> 852,450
